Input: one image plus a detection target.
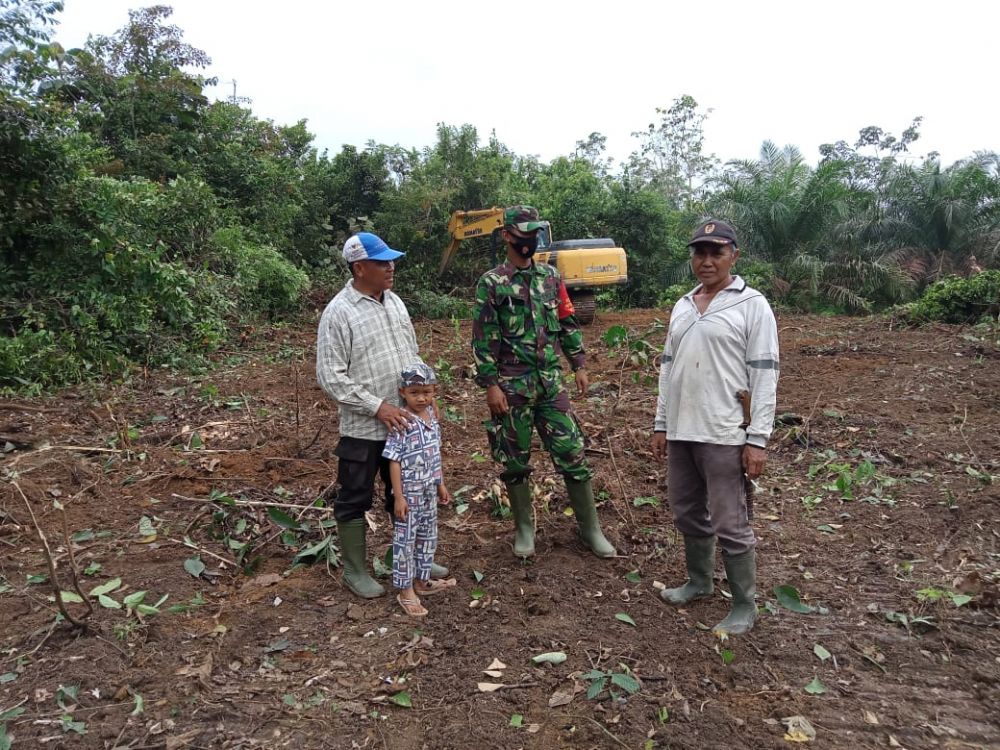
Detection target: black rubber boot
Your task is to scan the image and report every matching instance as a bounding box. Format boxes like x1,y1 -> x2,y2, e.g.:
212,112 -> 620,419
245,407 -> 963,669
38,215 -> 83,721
336,519 -> 385,599
661,535 -> 715,604
565,479 -> 616,558
713,548 -> 757,636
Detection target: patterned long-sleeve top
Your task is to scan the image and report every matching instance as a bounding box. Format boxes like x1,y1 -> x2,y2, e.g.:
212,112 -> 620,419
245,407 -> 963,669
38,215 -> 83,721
471,261 -> 585,398
382,411 -> 443,494
316,280 -> 421,441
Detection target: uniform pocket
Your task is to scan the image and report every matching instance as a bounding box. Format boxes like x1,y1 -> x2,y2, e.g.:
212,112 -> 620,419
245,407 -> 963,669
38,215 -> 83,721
542,296 -> 561,333
495,291 -> 528,337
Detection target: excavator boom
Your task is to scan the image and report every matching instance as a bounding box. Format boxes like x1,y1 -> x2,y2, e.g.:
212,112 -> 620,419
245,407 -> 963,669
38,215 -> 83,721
439,208 -> 506,273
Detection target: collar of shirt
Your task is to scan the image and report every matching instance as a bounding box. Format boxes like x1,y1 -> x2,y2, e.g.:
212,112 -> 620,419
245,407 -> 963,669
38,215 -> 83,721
501,261 -> 544,280
685,275 -> 746,300
344,279 -> 386,305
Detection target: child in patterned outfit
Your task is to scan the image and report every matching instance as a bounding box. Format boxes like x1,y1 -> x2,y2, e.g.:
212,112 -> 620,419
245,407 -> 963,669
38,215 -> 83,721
383,363 -> 457,617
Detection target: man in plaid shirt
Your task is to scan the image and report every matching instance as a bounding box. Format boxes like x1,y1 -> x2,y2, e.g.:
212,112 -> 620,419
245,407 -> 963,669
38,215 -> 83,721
317,232 -> 446,599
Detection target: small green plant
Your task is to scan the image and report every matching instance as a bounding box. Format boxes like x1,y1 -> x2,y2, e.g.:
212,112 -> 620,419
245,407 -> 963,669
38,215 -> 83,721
601,322 -> 663,386
810,452 -> 897,504
915,587 -> 972,607
884,610 -> 935,634
583,664 -> 641,701
801,495 -> 823,512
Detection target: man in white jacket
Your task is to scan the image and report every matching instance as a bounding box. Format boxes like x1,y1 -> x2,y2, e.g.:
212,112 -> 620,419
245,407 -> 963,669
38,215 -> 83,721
652,219 -> 779,636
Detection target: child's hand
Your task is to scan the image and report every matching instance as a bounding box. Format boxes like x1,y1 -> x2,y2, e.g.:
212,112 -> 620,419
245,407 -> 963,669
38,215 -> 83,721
394,496 -> 408,520
437,484 -> 452,506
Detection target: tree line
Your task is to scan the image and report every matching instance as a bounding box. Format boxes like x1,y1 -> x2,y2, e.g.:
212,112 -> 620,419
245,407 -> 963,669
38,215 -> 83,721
2,2 -> 998,391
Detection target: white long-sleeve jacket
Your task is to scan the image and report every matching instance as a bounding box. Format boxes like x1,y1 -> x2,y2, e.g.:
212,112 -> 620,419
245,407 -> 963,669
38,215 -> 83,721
653,277 -> 779,448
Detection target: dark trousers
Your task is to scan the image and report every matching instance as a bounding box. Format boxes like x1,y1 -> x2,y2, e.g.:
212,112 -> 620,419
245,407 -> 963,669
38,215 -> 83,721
332,436 -> 393,522
667,440 -> 756,556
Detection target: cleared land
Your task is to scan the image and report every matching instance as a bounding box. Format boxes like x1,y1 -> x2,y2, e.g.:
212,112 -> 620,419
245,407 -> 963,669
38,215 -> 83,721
1,309 -> 998,749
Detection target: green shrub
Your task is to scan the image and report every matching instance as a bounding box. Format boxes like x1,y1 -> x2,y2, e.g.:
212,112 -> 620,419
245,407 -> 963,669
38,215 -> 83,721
897,271 -> 1000,324
1,176 -> 233,389
405,289 -> 472,320
212,228 -> 310,316
657,283 -> 693,309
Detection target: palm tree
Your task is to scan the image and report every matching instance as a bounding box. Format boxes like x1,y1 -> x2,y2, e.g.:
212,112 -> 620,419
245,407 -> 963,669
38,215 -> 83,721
710,142 -> 906,310
840,158 -> 1000,286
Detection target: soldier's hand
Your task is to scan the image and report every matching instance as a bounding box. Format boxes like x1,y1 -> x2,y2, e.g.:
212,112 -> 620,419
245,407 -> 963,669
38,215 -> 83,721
376,401 -> 413,433
486,385 -> 509,416
574,368 -> 589,396
652,432 -> 667,462
743,445 -> 766,479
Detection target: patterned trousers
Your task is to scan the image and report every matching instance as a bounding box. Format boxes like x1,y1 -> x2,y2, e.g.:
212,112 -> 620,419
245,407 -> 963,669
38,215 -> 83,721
392,484 -> 439,589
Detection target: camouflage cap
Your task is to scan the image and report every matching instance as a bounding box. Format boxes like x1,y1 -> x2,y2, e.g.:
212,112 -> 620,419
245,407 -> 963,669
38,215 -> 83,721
400,362 -> 437,387
504,205 -> 545,232
688,219 -> 738,247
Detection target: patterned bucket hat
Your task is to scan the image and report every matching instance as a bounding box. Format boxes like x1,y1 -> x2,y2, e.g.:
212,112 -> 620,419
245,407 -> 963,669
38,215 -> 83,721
400,362 -> 437,387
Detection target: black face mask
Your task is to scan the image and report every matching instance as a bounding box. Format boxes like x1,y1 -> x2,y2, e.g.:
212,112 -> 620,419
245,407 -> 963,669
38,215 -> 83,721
509,233 -> 538,258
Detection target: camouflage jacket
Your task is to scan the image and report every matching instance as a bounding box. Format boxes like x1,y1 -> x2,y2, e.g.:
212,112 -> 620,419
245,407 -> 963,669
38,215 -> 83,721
472,261 -> 585,395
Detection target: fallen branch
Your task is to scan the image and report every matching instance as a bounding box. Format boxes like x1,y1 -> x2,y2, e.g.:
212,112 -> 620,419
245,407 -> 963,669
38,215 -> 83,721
165,537 -> 233,568
170,493 -> 334,513
11,480 -> 89,629
0,403 -> 61,413
605,434 -> 634,528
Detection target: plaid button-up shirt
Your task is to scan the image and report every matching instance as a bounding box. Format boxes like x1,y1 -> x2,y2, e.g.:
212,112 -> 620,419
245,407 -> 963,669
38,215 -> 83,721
317,281 -> 422,441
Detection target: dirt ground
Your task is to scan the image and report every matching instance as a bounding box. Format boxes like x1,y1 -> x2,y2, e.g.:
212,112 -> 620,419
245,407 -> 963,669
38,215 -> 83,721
2,308 -> 999,750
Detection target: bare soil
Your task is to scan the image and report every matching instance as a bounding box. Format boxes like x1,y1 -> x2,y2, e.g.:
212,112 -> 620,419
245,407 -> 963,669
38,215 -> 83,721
1,309 -> 998,750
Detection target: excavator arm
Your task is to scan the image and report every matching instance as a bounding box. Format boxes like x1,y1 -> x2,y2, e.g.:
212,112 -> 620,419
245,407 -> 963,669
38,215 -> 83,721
438,207 -> 507,273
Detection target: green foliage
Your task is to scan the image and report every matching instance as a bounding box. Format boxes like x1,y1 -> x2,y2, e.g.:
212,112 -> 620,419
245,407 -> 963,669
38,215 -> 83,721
212,228 -> 309,316
897,271 -> 1000,324
583,665 -> 641,701
403,287 -> 471,320
3,4 -> 1000,393
657,283 -> 691,309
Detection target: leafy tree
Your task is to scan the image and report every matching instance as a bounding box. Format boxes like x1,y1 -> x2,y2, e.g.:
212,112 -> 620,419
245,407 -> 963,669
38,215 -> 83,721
628,95 -> 719,209
69,5 -> 213,180
819,117 -> 923,196
604,178 -> 687,307
574,131 -> 613,177
533,155 -> 611,239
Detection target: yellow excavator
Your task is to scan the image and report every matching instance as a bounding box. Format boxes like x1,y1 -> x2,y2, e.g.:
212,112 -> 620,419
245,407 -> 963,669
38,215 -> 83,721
439,207 -> 628,324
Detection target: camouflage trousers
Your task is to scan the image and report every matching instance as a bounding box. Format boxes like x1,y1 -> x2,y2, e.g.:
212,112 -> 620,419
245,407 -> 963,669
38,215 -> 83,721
484,387 -> 591,484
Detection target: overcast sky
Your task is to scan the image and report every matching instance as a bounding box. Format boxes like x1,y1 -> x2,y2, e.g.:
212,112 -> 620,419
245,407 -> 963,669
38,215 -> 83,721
53,0 -> 996,169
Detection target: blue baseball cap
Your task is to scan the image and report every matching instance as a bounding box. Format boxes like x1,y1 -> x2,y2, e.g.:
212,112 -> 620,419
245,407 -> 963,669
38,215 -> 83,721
342,232 -> 405,263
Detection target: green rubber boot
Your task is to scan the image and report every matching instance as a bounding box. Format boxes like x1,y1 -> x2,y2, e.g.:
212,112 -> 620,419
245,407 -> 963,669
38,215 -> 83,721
566,479 -> 616,558
713,548 -> 757,636
430,561 -> 449,578
661,535 -> 715,605
506,481 -> 535,558
336,519 -> 385,599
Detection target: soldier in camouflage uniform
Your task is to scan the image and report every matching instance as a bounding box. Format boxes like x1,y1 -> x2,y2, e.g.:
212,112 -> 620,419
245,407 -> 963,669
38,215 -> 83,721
471,206 -> 616,559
